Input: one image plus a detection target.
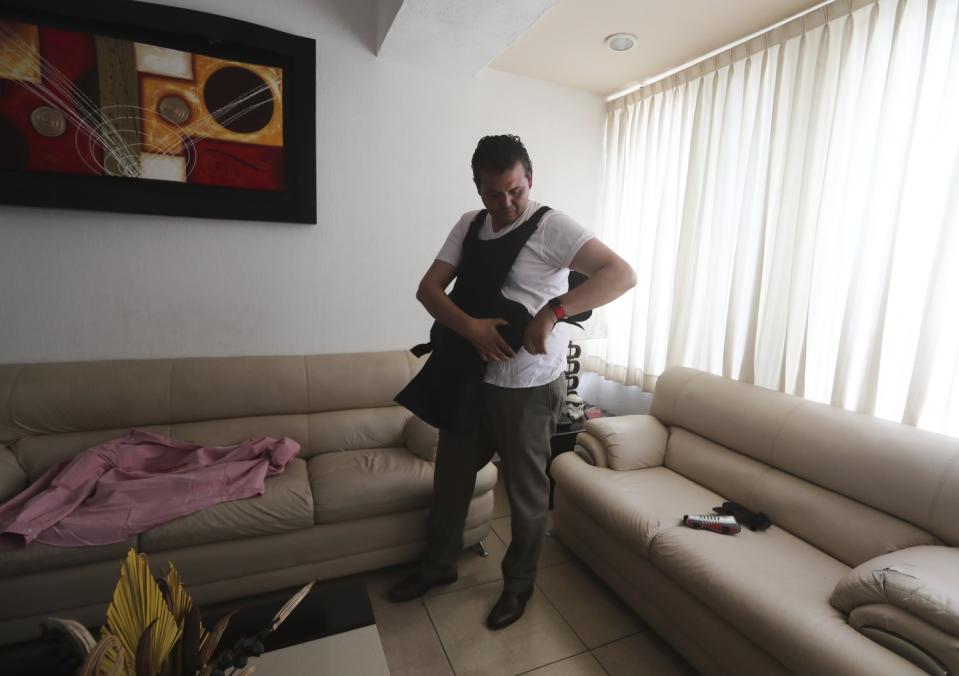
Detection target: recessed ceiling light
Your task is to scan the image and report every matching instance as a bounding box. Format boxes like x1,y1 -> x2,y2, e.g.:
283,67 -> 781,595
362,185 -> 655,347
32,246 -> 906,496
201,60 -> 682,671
605,33 -> 637,52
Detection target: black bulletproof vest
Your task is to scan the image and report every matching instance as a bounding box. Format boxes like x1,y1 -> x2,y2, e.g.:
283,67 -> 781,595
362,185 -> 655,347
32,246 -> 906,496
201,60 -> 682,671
395,206 -> 551,431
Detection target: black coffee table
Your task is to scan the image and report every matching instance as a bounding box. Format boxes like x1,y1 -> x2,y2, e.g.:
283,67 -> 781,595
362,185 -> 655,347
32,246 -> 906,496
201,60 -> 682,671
209,577 -> 387,675
0,577 -> 382,676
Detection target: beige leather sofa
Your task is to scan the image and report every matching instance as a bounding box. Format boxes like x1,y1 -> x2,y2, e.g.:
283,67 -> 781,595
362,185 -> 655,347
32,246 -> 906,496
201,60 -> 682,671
552,366 -> 959,676
0,350 -> 496,645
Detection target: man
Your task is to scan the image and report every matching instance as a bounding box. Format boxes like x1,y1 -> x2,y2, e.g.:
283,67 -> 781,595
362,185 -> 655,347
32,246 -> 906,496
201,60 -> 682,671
392,135 -> 635,629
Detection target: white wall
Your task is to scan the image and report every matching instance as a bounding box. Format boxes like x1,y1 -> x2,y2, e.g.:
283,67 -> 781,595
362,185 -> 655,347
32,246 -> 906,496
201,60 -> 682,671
0,0 -> 605,363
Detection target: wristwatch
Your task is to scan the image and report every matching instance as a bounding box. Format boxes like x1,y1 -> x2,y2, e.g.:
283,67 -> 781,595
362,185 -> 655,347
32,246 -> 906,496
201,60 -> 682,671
548,297 -> 567,323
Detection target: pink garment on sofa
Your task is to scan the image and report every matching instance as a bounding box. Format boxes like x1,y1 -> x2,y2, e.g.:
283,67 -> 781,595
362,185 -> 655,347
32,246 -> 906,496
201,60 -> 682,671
0,430 -> 300,550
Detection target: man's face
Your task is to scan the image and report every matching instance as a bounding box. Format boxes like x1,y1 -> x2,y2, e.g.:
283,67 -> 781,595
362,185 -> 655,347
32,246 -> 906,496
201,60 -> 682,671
477,161 -> 532,229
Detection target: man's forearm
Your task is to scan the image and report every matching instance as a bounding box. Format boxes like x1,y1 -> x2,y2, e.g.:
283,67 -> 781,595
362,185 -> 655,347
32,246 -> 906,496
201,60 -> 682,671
558,259 -> 636,317
416,284 -> 475,338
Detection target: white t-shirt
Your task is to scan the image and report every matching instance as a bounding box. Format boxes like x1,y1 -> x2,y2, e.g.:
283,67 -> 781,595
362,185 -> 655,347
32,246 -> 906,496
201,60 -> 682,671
435,200 -> 594,388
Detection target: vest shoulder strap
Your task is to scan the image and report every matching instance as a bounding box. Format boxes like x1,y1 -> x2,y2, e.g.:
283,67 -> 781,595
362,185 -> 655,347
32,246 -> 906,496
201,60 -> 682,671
465,210 -> 488,241
527,205 -> 552,227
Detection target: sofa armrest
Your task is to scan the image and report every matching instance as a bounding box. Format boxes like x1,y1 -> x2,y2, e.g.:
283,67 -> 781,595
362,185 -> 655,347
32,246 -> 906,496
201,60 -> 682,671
572,433 -> 608,468
830,545 -> 959,672
581,415 -> 668,471
0,443 -> 26,504
403,415 -> 438,462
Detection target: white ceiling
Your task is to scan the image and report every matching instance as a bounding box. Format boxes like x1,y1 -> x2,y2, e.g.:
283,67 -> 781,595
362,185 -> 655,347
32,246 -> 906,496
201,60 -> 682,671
377,0 -> 832,97
377,0 -> 560,76
490,0 -> 829,96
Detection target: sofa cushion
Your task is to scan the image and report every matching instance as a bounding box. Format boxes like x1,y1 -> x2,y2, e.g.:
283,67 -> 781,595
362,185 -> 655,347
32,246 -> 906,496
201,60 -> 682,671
139,457 -> 313,552
171,415 -> 309,457
0,538 -> 136,578
308,448 -> 496,523
305,351 -> 422,412
650,366 -> 959,548
14,425 -> 170,482
665,428 -> 939,567
403,415 -> 438,462
170,356 -> 308,423
306,407 -> 411,459
4,360 -> 173,439
549,456 -> 723,558
648,525 -> 922,676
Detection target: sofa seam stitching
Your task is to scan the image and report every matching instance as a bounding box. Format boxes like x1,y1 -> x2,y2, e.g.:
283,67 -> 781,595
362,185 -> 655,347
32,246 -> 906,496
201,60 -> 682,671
765,399 -> 807,468
167,360 -> 176,437
744,466 -> 773,507
5,364 -> 25,442
5,365 -> 26,469
926,451 -> 959,533
667,371 -> 704,424
304,355 -> 312,454
743,398 -> 805,506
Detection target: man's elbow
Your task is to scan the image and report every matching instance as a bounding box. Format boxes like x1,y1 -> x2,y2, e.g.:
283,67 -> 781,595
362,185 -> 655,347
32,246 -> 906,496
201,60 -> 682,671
416,281 -> 438,306
619,259 -> 637,291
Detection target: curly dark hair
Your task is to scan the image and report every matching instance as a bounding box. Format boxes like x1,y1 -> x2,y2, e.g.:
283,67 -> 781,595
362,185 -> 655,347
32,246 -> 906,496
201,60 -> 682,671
471,134 -> 533,188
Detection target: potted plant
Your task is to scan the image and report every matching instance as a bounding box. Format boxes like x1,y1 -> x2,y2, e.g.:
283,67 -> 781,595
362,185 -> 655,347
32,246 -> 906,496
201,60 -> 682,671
44,549 -> 313,676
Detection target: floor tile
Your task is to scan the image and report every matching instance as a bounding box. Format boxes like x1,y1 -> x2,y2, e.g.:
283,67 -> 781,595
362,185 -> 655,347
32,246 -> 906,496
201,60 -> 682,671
425,580 -> 586,676
536,562 -> 646,648
592,632 -> 698,676
374,601 -> 453,676
520,651 -> 607,675
355,562 -> 421,611
491,515 -> 572,568
425,530 -> 508,596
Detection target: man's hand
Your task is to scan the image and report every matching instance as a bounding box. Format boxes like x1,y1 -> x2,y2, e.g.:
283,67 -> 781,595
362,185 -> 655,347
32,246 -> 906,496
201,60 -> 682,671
523,308 -> 555,355
466,318 -> 516,361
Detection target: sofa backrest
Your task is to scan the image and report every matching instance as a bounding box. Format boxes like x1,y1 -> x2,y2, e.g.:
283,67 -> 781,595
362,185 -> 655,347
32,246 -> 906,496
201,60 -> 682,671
0,351 -> 424,483
650,367 -> 959,564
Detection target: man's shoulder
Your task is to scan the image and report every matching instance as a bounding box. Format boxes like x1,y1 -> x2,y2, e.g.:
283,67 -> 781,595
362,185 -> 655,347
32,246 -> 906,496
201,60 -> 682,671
538,207 -> 589,233
446,209 -> 485,237
453,208 -> 486,229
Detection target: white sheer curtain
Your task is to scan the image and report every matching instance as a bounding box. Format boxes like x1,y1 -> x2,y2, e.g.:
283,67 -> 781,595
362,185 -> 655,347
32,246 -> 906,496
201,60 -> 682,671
591,0 -> 959,436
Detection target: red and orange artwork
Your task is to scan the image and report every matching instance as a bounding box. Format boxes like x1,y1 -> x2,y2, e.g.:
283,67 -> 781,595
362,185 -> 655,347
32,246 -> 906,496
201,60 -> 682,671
0,20 -> 284,191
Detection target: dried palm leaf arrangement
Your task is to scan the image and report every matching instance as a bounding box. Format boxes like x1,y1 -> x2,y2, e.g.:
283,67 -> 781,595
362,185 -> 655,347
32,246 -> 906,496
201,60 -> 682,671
43,549 -> 315,676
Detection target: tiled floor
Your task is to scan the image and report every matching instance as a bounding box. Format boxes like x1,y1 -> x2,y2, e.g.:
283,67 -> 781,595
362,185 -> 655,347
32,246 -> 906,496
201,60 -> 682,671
357,471 -> 699,676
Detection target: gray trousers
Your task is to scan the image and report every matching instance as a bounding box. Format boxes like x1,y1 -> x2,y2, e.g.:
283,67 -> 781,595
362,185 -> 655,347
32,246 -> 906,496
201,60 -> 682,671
422,375 -> 565,593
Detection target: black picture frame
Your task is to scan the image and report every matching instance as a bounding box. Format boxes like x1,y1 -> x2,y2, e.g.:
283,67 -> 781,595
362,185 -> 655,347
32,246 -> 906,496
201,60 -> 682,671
0,0 -> 316,224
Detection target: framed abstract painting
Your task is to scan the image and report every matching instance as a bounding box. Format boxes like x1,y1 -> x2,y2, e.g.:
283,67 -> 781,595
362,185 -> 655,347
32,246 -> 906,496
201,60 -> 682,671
0,0 -> 316,223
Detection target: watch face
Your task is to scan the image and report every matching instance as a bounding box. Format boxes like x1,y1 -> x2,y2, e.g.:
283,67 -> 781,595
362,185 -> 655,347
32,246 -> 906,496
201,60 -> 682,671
548,297 -> 566,320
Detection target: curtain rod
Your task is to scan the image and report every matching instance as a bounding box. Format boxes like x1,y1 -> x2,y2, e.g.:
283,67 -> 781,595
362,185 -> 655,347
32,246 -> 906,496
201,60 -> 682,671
606,0 -> 838,102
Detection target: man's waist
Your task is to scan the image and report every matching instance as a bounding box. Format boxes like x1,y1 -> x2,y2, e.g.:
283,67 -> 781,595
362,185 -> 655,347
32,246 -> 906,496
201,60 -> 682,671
483,344 -> 567,388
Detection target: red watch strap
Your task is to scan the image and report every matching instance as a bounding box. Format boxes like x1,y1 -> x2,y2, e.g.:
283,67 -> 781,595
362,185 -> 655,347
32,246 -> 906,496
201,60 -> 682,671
549,298 -> 567,322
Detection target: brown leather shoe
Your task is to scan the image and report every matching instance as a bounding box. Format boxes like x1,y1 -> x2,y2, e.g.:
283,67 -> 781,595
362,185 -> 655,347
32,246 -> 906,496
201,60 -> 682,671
388,570 -> 458,602
485,589 -> 533,630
